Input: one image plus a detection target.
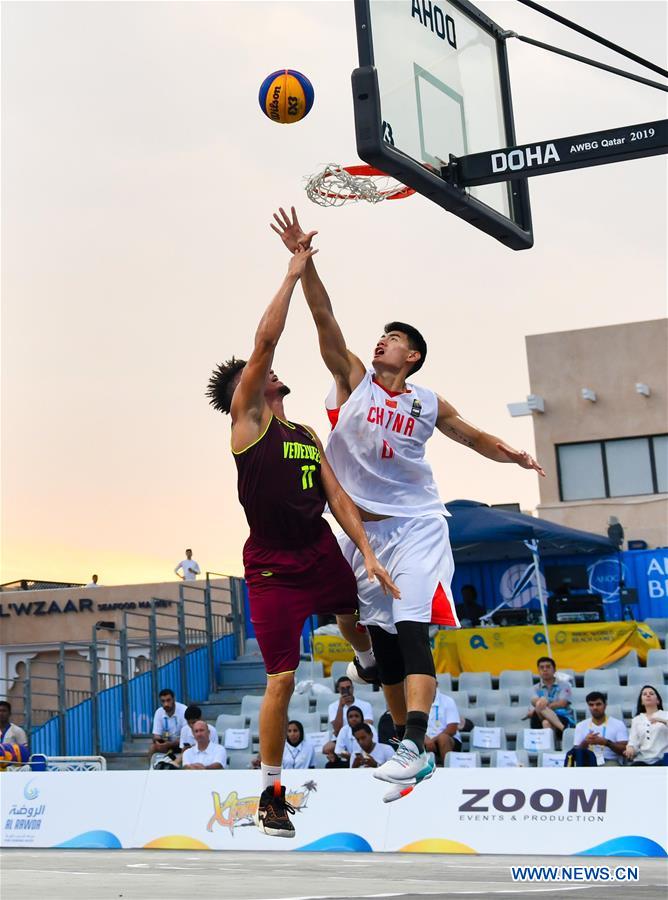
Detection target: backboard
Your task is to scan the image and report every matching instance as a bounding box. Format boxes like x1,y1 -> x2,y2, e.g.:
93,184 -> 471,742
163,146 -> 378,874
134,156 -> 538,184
352,0 -> 533,249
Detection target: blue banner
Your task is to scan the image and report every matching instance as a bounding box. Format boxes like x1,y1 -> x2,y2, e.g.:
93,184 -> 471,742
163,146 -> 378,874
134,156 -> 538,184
451,548 -> 668,623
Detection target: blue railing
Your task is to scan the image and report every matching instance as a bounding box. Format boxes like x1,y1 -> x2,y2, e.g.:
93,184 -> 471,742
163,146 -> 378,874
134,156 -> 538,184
31,633 -> 237,756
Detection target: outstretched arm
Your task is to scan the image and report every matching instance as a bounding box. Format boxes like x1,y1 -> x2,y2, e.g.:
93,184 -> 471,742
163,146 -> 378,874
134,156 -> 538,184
231,246 -> 318,450
436,395 -> 545,476
271,207 -> 365,405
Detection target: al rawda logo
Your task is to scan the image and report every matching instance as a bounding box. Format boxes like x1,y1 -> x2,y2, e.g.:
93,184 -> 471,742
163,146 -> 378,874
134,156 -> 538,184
207,781 -> 317,834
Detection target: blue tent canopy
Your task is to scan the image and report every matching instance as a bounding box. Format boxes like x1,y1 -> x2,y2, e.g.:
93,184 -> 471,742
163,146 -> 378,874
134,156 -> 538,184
446,499 -> 616,563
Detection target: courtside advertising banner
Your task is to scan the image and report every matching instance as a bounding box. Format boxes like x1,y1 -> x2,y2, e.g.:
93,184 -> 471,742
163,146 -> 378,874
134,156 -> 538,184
1,769 -> 665,856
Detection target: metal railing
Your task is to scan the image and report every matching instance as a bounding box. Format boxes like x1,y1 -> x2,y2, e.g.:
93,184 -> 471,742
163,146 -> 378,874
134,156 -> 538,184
1,574 -> 246,756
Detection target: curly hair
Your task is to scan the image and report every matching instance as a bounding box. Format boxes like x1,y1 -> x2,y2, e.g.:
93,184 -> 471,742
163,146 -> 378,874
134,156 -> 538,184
206,357 -> 247,414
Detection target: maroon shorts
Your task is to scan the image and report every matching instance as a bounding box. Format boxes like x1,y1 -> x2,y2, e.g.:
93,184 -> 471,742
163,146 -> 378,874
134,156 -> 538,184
243,522 -> 358,676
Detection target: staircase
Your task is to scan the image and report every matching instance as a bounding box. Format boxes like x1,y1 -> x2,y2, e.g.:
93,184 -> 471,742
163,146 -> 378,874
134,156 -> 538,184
103,650 -> 268,770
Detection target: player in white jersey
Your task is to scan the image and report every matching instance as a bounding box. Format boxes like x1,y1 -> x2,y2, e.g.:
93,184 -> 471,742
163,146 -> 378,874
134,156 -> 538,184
271,207 -> 544,792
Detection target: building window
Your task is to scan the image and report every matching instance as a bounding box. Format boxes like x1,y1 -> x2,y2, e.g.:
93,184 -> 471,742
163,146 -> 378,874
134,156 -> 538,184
655,435 -> 668,494
558,443 -> 606,501
605,438 -> 653,497
557,434 -> 668,501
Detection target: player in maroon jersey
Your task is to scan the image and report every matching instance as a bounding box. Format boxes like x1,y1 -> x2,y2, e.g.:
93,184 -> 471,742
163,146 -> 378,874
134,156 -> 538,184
206,245 -> 398,838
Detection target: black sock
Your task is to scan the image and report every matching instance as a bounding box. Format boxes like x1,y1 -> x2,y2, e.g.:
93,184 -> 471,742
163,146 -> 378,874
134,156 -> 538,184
404,711 -> 428,753
395,723 -> 406,741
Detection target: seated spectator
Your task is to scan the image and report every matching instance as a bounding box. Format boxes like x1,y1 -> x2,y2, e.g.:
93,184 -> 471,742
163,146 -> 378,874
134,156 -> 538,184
282,720 -> 315,769
624,685 -> 668,767
328,705 -> 378,765
456,584 -> 485,627
179,705 -> 219,754
328,676 -> 374,737
182,720 -> 227,769
573,691 -> 628,766
350,723 -> 394,768
424,691 -> 462,764
528,656 -> 575,736
0,700 -> 28,746
324,747 -> 349,769
149,688 -> 188,760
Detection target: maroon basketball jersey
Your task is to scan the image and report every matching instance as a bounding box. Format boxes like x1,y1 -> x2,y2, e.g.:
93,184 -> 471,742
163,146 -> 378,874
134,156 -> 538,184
234,415 -> 327,548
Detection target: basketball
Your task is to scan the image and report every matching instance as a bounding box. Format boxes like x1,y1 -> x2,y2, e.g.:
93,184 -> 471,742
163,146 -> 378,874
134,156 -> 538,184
258,69 -> 314,124
0,742 -> 29,767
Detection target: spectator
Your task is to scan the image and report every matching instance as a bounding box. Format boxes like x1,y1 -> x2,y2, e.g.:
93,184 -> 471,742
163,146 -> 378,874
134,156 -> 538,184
328,705 -> 378,765
85,574 -> 100,587
182,720 -> 227,769
349,724 -> 394,768
0,701 -> 28,745
624,685 -> 668,767
528,656 -> 575,736
179,705 -> 219,753
174,548 -> 201,581
328,676 -> 374,738
149,688 -> 188,759
456,584 -> 485,627
282,720 -> 315,769
424,691 -> 462,764
573,691 -> 628,766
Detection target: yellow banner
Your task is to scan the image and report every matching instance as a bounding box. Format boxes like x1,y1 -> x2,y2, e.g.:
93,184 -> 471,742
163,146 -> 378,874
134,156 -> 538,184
433,621 -> 660,676
314,623 -> 660,677
312,635 -> 354,676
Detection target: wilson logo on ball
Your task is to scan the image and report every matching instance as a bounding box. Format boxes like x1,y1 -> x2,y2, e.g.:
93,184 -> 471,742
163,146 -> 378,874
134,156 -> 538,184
258,69 -> 314,124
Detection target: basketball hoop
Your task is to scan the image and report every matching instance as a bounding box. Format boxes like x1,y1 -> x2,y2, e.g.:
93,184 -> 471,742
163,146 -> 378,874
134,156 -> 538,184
305,164 -> 415,207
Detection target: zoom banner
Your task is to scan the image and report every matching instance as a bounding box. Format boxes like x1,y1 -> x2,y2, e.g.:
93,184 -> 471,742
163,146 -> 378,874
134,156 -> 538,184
1,768 -> 666,856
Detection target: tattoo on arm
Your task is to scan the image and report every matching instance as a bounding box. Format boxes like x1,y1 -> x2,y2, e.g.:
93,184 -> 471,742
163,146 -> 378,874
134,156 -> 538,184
441,421 -> 475,449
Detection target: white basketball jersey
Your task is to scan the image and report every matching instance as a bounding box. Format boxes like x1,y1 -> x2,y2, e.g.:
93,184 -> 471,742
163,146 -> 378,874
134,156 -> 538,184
325,370 -> 448,518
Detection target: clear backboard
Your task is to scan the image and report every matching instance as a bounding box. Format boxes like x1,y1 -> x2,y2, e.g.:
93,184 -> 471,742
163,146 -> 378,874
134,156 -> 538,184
352,0 -> 533,249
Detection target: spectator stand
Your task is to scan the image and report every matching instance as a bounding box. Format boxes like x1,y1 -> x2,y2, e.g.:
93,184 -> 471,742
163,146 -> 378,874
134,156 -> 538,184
0,573 -> 244,761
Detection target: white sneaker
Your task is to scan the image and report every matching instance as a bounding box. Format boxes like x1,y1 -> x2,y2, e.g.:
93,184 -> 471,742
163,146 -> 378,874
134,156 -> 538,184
373,739 -> 435,784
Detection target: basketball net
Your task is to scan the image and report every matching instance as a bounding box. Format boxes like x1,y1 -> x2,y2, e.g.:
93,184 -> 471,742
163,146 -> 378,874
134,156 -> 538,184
305,164 -> 415,207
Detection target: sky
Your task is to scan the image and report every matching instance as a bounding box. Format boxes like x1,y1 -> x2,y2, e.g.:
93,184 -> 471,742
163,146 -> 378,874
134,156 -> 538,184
1,1 -> 666,586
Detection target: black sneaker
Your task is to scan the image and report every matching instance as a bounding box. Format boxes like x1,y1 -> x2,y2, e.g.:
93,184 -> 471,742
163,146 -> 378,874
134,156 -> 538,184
254,781 -> 296,838
346,657 -> 381,687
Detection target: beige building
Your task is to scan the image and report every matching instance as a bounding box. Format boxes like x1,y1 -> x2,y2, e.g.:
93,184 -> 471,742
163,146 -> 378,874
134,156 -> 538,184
524,319 -> 667,548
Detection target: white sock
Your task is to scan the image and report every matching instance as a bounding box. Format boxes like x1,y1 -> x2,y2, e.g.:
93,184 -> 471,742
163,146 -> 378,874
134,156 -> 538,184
261,762 -> 282,792
357,648 -> 376,668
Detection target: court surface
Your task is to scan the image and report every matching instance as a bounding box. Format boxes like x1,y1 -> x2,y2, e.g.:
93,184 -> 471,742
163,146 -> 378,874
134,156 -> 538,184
1,850 -> 666,900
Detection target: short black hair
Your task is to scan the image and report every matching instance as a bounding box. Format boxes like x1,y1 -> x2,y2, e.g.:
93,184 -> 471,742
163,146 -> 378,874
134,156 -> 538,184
0,700 -> 11,714
537,656 -> 556,669
352,722 -> 372,737
384,321 -> 427,374
335,675 -> 353,691
185,705 -> 202,721
636,684 -> 664,716
585,691 -> 607,704
346,705 -> 363,721
206,356 -> 247,414
159,688 -> 175,699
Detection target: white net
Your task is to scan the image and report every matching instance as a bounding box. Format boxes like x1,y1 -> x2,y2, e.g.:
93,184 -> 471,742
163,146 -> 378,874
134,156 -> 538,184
305,164 -> 413,207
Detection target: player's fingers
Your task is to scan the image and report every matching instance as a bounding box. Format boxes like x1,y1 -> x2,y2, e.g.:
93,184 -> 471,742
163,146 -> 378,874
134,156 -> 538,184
273,213 -> 285,229
270,224 -> 282,235
305,230 -> 318,242
291,205 -> 299,224
279,207 -> 291,227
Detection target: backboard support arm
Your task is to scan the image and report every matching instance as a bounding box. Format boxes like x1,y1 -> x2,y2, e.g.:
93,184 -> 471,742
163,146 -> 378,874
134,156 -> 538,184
453,119 -> 668,186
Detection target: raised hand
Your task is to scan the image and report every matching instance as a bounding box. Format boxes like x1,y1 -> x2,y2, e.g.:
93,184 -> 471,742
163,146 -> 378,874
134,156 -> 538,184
287,244 -> 319,278
271,206 -> 318,252
496,442 -> 546,477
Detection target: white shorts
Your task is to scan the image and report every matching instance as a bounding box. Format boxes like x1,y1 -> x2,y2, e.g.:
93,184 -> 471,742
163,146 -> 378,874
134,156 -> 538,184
338,515 -> 459,634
